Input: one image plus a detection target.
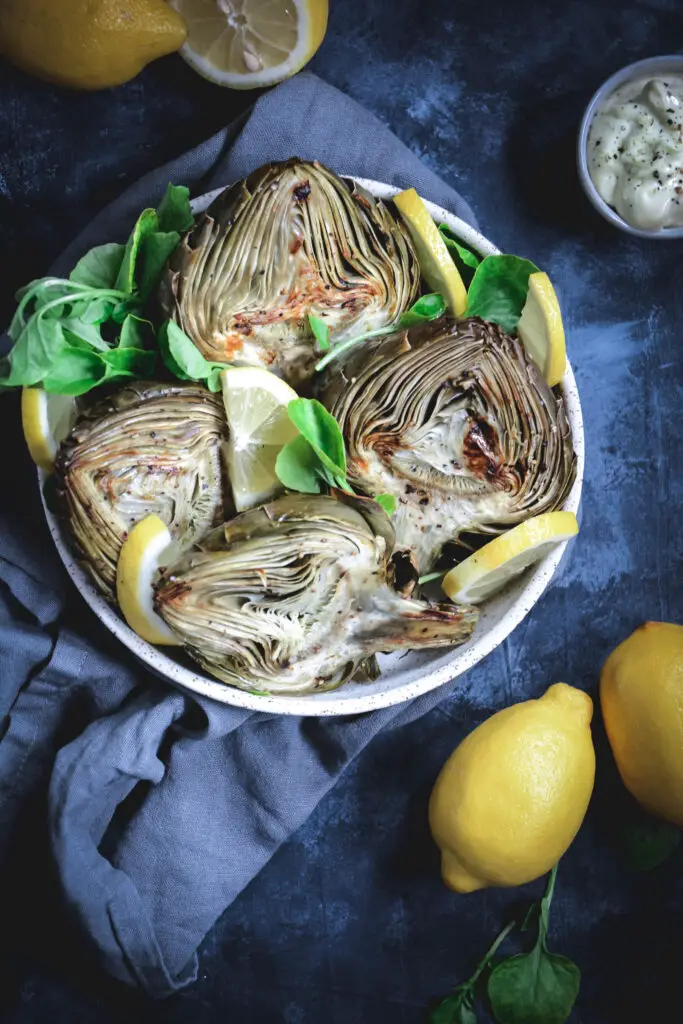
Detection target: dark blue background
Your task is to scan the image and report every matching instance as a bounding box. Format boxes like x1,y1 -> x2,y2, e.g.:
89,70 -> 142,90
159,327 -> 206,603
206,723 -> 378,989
1,1 -> 683,1021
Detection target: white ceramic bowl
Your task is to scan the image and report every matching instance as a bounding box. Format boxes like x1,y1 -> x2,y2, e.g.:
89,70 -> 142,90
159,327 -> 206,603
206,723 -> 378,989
40,178 -> 584,716
577,55 -> 683,238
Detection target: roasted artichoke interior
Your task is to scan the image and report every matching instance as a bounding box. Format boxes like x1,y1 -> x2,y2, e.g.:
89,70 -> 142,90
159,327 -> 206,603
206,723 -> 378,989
54,158 -> 577,697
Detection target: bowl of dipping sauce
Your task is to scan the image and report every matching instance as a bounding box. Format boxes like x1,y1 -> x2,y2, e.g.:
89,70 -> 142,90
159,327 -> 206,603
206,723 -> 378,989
578,55 -> 683,238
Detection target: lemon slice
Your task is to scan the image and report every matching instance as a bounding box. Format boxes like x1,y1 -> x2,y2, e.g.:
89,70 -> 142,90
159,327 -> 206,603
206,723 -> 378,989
170,0 -> 328,89
221,366 -> 299,511
517,271 -> 567,387
393,188 -> 467,316
442,510 -> 579,605
116,515 -> 180,646
21,387 -> 76,474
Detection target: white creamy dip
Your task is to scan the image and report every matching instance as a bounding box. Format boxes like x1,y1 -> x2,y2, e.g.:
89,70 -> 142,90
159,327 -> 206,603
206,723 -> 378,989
587,74 -> 683,230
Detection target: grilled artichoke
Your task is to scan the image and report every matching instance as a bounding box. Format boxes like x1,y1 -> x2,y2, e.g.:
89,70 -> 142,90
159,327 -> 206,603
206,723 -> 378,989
159,159 -> 420,387
154,493 -> 477,695
56,382 -> 227,597
322,317 -> 576,572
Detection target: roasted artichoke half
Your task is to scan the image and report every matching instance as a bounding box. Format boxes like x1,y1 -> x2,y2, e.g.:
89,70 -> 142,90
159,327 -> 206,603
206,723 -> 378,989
154,493 -> 477,695
56,382 -> 227,597
159,159 -> 420,387
322,317 -> 576,573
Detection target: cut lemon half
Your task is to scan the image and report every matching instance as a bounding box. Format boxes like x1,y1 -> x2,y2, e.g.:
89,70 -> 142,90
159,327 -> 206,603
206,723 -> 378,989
116,515 -> 180,646
517,271 -> 567,387
221,366 -> 299,511
21,387 -> 76,474
442,510 -> 579,605
170,0 -> 328,89
393,188 -> 467,316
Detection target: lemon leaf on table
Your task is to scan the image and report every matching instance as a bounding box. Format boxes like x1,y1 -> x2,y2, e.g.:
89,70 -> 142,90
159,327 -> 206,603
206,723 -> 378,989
393,188 -> 468,315
116,515 -> 181,646
170,0 -> 328,90
221,366 -> 300,510
442,511 -> 579,605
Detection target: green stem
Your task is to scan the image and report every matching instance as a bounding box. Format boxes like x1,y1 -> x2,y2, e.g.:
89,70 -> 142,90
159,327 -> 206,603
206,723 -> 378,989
418,570 -> 446,585
36,287 -> 128,320
470,920 -> 516,986
314,324 -> 396,372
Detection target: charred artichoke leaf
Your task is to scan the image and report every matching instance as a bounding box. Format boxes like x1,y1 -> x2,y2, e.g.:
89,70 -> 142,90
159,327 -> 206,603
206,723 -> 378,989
322,316 -> 576,573
56,381 -> 227,597
158,159 -> 420,387
155,493 -> 477,695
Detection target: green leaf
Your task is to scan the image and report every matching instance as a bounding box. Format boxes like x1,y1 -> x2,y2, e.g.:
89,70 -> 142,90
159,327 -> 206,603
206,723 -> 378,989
622,820 -> 680,871
158,320 -> 210,380
157,183 -> 194,234
206,366 -> 224,392
418,570 -> 445,585
70,242 -> 126,289
43,343 -> 106,395
309,313 -> 330,352
2,318 -> 69,386
138,230 -> 180,300
465,255 -> 539,334
78,297 -> 116,325
111,297 -> 143,324
101,347 -> 156,379
119,314 -> 154,350
438,224 -> 481,270
375,493 -> 396,515
115,208 -> 159,293
488,946 -> 580,1024
430,989 -> 478,1024
287,398 -> 347,479
399,292 -> 446,326
275,435 -> 324,494
59,318 -> 107,351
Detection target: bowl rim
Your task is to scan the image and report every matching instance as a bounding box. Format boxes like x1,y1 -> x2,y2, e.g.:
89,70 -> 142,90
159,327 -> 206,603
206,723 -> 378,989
577,54 -> 683,239
40,177 -> 585,717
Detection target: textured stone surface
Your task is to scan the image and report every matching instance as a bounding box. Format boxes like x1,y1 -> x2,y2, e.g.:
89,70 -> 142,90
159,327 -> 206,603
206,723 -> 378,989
1,0 -> 683,1021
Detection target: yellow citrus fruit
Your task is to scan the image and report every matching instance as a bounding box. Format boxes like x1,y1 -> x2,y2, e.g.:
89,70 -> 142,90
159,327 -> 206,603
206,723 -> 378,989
429,683 -> 595,892
0,0 -> 188,90
393,188 -> 468,316
517,271 -> 567,387
116,514 -> 181,646
170,0 -> 328,90
601,622 -> 683,825
21,387 -> 76,474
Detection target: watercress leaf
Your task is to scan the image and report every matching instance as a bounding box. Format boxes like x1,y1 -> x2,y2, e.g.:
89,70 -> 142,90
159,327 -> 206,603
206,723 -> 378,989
70,242 -> 126,289
275,435 -> 324,494
119,314 -> 154,350
438,224 -> 481,270
287,398 -> 346,478
157,183 -> 194,233
206,366 -> 225,392
138,230 -> 181,300
430,990 -> 478,1024
465,255 -> 539,334
309,313 -> 330,351
115,208 -> 159,294
159,320 -> 211,380
375,493 -> 396,515
622,819 -> 681,871
60,318 -> 107,351
2,317 -> 69,386
101,347 -> 156,379
488,946 -> 580,1024
111,297 -> 143,324
43,344 -> 106,396
400,292 -> 446,326
79,297 -> 116,325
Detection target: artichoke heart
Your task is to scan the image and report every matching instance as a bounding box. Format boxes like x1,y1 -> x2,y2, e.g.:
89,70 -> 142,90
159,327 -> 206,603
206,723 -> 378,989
154,493 -> 478,695
56,382 -> 227,598
159,159 -> 420,386
323,317 -> 576,573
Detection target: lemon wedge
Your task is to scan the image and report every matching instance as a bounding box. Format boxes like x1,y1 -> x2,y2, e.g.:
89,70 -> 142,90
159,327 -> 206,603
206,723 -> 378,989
517,271 -> 567,387
170,0 -> 328,89
21,387 -> 76,474
221,366 -> 299,511
393,188 -> 467,316
442,510 -> 579,605
116,514 -> 180,646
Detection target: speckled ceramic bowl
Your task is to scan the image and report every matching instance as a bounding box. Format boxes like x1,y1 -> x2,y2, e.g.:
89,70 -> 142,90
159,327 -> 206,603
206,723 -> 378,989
577,55 -> 683,238
39,178 -> 584,716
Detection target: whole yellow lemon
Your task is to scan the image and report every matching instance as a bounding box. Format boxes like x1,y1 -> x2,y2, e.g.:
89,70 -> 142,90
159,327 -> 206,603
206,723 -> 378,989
601,621 -> 683,825
429,683 -> 595,893
0,0 -> 187,90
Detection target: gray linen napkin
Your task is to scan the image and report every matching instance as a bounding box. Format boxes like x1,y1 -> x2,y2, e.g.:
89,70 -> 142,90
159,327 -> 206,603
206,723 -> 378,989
0,71 -> 478,998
